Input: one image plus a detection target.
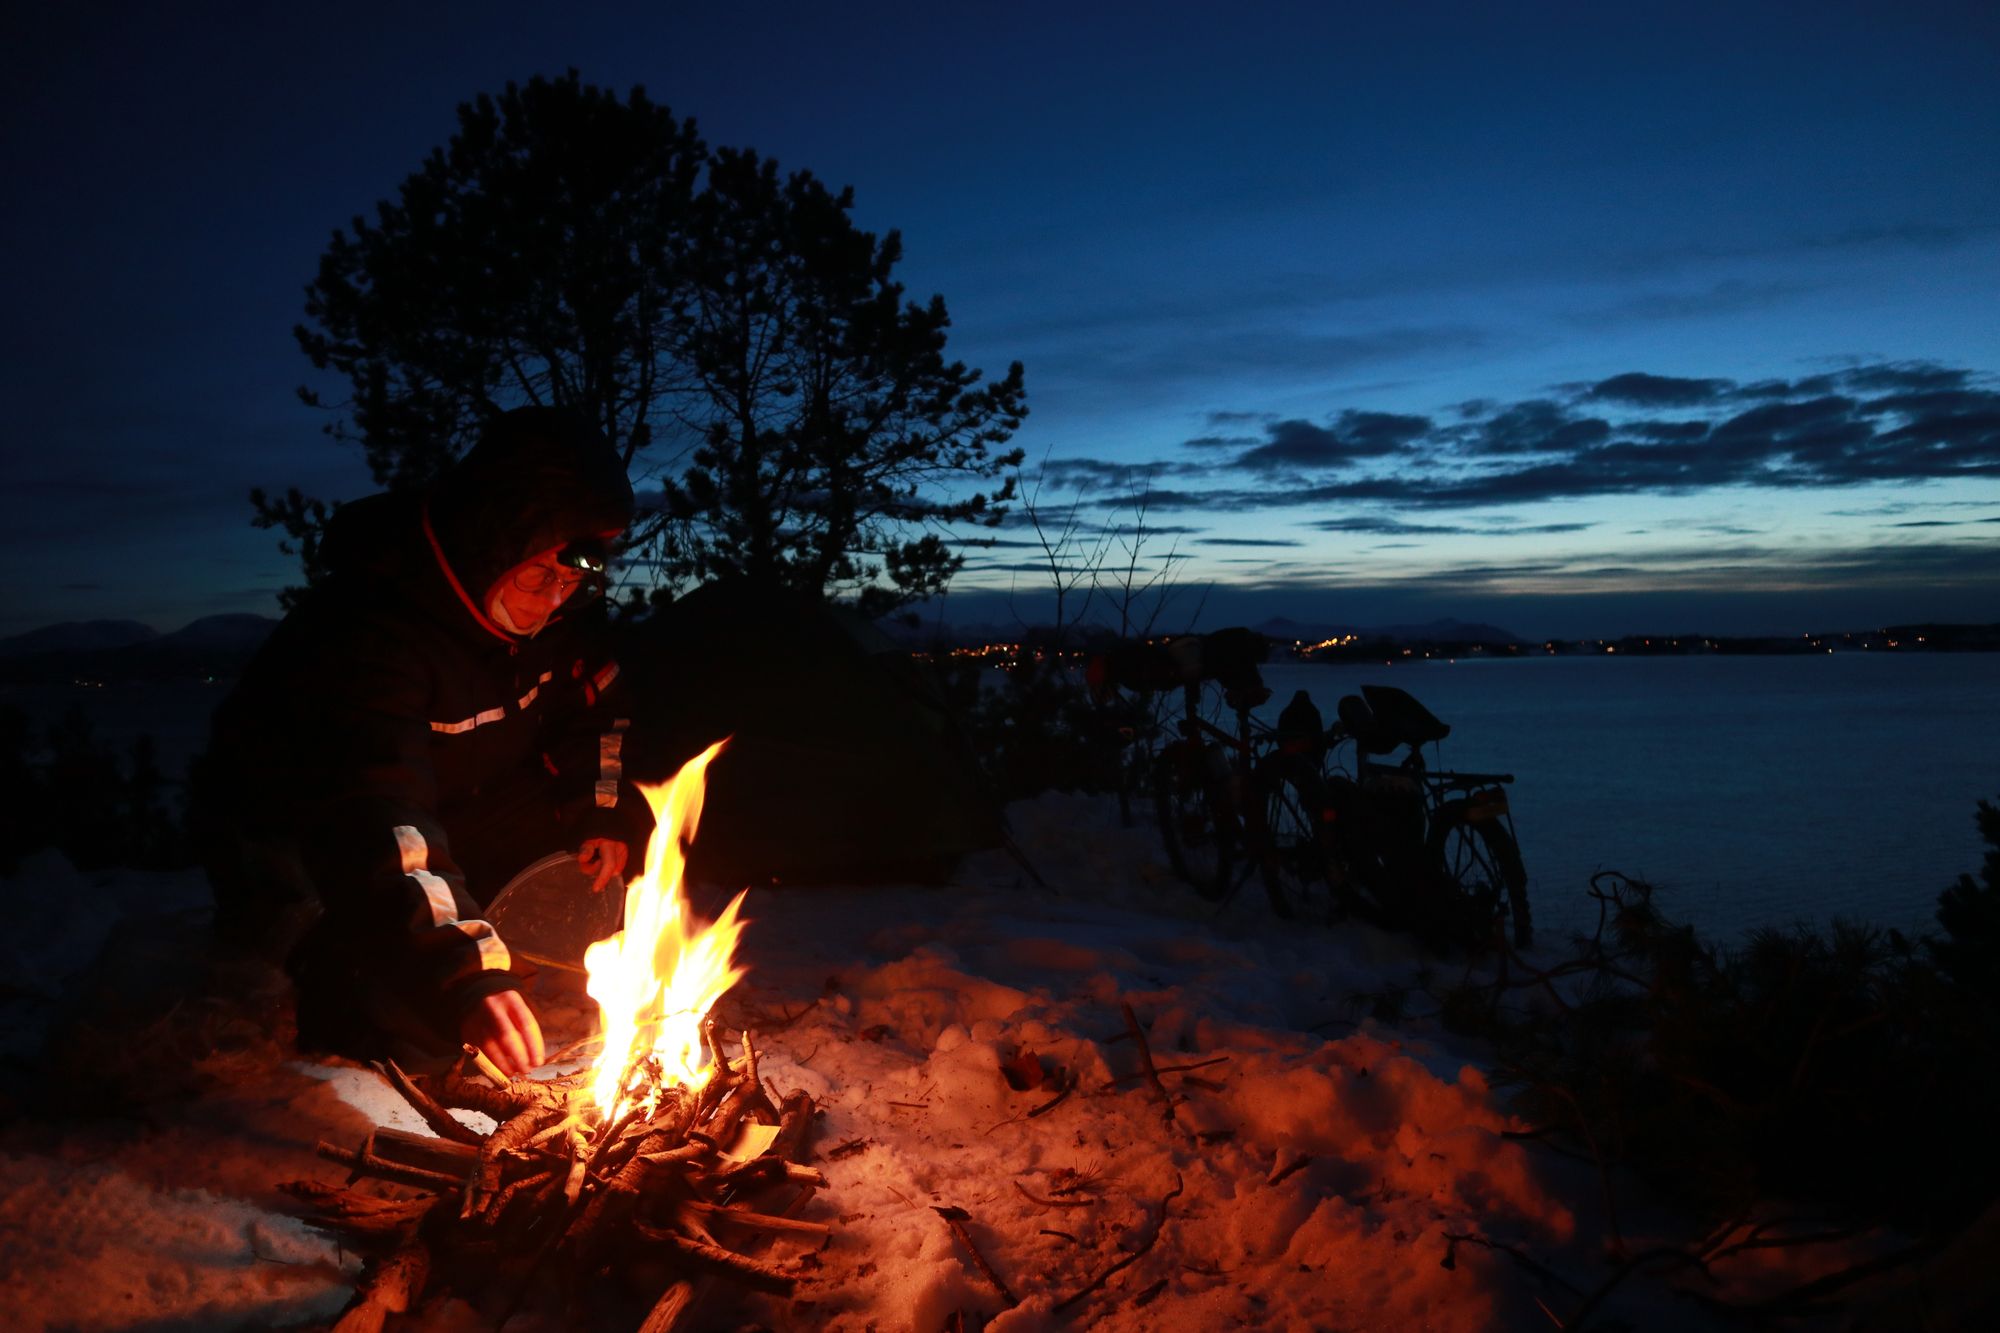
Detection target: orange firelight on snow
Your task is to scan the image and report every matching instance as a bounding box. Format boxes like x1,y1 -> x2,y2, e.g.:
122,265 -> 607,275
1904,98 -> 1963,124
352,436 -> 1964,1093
583,739 -> 748,1119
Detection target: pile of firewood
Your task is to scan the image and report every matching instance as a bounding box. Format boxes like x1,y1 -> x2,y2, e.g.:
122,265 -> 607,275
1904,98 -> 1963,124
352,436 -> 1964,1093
285,1021 -> 825,1332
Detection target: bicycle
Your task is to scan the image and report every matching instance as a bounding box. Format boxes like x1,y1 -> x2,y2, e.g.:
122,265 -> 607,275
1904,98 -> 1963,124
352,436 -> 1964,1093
1262,683 -> 1533,950
1091,630 -> 1278,904
1093,635 -> 1533,950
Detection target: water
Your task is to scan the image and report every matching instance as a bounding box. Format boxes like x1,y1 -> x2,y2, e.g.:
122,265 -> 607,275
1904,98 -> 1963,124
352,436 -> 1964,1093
1255,655 -> 2000,942
10,657 -> 1999,943
1,679 -> 227,781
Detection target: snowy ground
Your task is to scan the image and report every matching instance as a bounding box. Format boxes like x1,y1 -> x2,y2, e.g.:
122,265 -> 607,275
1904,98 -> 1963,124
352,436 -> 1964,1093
0,794 -> 1898,1331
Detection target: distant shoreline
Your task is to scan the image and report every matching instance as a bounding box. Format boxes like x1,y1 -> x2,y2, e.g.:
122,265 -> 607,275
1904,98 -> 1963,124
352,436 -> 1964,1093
922,621 -> 2000,667
5,615 -> 1996,686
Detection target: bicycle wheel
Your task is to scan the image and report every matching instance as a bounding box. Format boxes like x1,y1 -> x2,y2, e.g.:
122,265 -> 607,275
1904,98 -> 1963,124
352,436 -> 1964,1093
1117,738 -> 1154,830
1427,799 -> 1532,949
1257,766 -> 1345,922
1153,747 -> 1234,900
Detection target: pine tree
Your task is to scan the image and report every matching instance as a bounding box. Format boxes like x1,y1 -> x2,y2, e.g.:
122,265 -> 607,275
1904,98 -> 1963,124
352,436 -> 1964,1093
274,71 -> 1025,612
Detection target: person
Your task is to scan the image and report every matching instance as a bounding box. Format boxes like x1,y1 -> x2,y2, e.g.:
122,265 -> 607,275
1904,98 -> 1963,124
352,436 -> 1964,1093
196,407 -> 654,1076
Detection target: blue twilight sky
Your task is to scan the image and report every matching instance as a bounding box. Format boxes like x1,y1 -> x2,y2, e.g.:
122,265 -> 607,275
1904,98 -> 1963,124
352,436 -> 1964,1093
4,1 -> 1997,639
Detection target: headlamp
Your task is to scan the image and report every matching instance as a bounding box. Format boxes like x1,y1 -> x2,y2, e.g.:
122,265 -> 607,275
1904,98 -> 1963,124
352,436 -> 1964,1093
558,536 -> 611,575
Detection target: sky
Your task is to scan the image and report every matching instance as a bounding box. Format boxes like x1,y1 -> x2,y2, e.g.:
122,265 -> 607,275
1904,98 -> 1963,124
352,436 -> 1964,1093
4,0 -> 1997,640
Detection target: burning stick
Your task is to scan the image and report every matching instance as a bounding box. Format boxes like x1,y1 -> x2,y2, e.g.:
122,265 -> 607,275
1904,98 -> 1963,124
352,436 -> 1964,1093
289,742 -> 831,1332
680,1201 -> 832,1238
315,1139 -> 467,1194
461,1042 -> 514,1089
376,1060 -> 484,1145
304,1028 -> 823,1325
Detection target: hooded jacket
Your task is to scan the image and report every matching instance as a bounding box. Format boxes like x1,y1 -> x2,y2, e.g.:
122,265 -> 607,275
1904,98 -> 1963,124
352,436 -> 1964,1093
207,408 -> 649,1039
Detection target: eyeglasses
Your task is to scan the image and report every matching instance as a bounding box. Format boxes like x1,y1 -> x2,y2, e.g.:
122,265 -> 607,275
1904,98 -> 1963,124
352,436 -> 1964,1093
512,564 -> 599,599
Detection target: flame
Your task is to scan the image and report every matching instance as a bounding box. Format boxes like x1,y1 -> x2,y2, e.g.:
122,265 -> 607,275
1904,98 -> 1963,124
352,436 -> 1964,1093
583,739 -> 748,1117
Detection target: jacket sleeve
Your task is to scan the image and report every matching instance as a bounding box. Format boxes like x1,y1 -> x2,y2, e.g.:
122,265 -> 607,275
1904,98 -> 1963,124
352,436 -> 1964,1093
541,633 -> 656,856
294,615 -> 522,1035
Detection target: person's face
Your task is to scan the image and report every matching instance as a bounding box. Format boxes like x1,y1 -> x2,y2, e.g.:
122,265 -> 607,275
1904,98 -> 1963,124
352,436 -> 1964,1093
486,545 -> 589,636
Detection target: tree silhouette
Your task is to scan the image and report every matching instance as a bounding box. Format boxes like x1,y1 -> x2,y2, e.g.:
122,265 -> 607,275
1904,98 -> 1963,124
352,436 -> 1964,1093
274,70 -> 1025,612
665,149 -> 1024,612
295,72 -> 703,483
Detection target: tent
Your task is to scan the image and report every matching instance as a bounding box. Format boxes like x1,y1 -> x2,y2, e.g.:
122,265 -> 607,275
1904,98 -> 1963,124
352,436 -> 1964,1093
618,580 -> 1005,888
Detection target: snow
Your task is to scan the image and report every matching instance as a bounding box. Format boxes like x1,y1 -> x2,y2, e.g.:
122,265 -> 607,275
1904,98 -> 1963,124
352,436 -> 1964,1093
0,792 -> 1849,1331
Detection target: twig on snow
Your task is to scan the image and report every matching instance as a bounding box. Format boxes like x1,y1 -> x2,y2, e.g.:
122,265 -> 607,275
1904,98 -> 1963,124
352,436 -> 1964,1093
1054,1172 -> 1183,1313
1441,1231 -> 1585,1297
1014,1180 -> 1093,1209
934,1205 -> 1018,1307
1120,1002 -> 1181,1132
1105,1055 -> 1230,1085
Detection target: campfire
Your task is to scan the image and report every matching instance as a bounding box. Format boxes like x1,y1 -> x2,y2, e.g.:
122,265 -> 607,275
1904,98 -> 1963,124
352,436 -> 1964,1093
288,741 -> 825,1332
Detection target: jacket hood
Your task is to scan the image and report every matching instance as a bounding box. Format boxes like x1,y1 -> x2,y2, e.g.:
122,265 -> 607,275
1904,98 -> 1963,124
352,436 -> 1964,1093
319,490 -> 422,585
427,407 -> 635,601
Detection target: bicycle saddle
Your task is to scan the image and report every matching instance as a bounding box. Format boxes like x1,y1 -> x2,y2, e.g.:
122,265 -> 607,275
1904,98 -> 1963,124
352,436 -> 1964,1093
1336,693 -> 1399,755
1360,684 -> 1451,748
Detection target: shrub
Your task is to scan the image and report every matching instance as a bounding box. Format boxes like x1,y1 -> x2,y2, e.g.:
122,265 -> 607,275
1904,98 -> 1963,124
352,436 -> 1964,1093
1484,797 -> 2000,1236
0,705 -> 192,873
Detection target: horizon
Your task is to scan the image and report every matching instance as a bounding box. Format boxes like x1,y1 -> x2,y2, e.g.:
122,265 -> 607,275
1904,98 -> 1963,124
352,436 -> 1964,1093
9,597 -> 1995,652
5,3 -> 1997,637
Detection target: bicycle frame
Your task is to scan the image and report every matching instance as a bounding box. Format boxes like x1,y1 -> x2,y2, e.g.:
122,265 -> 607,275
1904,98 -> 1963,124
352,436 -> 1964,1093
1330,731 -> 1519,842
1280,704 -> 1528,944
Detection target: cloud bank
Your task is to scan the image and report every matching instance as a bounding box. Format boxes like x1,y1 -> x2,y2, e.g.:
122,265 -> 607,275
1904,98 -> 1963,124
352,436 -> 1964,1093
1045,360 -> 2000,515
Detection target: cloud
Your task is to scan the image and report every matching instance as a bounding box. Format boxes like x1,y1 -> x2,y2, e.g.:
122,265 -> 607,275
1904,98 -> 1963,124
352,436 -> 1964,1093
1265,536 -> 2000,599
1306,516 -> 1597,537
1232,410 -> 1433,472
1181,434 -> 1259,449
1581,372 -> 1732,407
977,561 -> 1100,574
1306,516 -> 1471,536
1839,363 -> 1973,395
1801,222 -> 1993,253
1177,358 -> 2000,511
1459,399 -> 1611,455
1022,456 -> 1200,493
1624,419 -> 1711,442
1571,279 -> 1808,329
1194,537 -> 1305,548
1094,485 -> 1286,514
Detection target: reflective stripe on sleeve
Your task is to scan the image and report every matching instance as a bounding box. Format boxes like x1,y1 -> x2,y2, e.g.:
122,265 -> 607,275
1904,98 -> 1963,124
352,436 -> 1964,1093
430,707 -> 506,735
595,719 -> 629,809
516,670 -> 553,712
392,824 -> 458,926
435,670 -> 557,730
453,919 -> 513,971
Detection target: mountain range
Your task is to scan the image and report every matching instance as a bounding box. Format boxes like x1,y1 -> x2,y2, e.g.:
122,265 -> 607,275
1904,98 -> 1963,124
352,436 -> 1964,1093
0,614 -> 279,683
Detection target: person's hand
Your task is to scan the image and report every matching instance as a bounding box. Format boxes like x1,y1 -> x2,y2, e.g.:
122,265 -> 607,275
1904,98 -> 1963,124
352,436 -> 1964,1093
577,837 -> 630,892
461,989 -> 545,1078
